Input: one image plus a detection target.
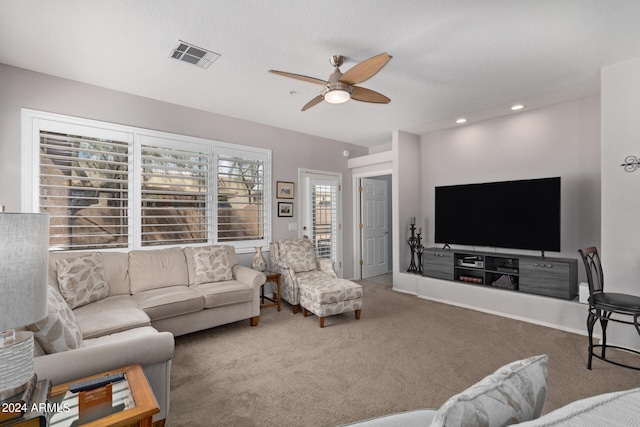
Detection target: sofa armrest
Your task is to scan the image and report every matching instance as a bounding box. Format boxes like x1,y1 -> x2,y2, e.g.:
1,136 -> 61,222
33,326 -> 174,385
232,264 -> 266,289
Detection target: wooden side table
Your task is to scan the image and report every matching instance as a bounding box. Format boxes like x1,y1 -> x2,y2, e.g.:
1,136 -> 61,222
260,271 -> 281,311
48,364 -> 159,427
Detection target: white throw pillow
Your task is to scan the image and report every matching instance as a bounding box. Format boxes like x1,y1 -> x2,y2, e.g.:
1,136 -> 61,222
56,252 -> 109,309
431,354 -> 548,427
28,286 -> 83,353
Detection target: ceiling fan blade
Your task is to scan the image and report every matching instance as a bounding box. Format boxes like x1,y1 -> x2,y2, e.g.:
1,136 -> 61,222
301,95 -> 324,111
268,70 -> 327,85
339,52 -> 392,85
351,86 -> 390,104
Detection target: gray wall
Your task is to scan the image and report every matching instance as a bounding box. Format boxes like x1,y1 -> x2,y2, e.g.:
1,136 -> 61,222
0,63 -> 367,276
419,96 -> 602,282
601,56 -> 640,349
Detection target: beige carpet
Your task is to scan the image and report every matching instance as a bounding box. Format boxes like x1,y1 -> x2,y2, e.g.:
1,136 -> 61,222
167,276 -> 640,426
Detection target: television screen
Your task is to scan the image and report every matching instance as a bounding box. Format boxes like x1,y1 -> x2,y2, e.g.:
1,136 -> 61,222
434,177 -> 561,252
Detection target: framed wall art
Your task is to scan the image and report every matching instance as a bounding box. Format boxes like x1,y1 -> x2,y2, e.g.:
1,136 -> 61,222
278,202 -> 293,217
276,181 -> 295,199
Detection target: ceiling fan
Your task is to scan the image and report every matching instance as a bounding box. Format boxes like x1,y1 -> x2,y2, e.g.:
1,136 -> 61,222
269,52 -> 392,111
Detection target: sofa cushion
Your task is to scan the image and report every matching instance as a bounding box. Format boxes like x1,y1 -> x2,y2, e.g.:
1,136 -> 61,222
190,245 -> 233,284
431,354 -> 548,427
129,247 -> 188,294
133,286 -> 204,321
280,239 -> 317,273
28,286 -> 83,353
73,295 -> 151,339
191,280 -> 253,308
56,252 -> 110,309
517,387 -> 640,427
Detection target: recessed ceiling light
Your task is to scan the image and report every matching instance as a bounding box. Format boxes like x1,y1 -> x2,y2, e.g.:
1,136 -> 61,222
511,104 -> 524,111
456,118 -> 467,124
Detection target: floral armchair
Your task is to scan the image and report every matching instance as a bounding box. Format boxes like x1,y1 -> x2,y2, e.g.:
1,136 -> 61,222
269,238 -> 337,313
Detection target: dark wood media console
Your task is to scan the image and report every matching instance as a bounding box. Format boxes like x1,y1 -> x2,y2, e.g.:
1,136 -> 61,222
422,247 -> 578,300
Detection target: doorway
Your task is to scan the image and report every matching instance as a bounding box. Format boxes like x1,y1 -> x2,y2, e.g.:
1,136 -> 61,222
299,169 -> 342,277
359,175 -> 392,279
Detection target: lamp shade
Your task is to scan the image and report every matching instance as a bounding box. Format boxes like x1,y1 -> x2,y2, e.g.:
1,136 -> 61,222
0,213 -> 49,331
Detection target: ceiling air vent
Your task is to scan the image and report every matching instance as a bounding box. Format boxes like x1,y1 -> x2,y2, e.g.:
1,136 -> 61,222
169,40 -> 220,69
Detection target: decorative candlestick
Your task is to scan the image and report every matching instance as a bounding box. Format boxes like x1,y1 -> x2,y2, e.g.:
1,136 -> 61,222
407,223 -> 418,273
416,231 -> 424,275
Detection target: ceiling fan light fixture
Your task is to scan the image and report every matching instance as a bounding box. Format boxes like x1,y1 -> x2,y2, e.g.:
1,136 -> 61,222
323,80 -> 351,104
324,89 -> 351,104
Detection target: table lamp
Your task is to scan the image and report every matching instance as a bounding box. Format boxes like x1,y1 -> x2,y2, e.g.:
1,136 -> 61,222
0,212 -> 49,400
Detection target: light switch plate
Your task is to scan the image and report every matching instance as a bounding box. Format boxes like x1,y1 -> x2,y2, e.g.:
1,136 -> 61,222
288,223 -> 298,231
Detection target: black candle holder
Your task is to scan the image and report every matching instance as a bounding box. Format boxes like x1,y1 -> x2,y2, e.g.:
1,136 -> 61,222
408,224 -> 424,274
416,234 -> 423,275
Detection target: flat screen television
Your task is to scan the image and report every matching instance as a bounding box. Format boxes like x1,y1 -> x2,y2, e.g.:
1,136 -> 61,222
434,177 -> 561,252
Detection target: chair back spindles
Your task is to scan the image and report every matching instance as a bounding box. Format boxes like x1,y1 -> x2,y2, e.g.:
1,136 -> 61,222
579,247 -> 604,298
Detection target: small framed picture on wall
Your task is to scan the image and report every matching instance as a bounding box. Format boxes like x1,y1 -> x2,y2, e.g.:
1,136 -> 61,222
278,202 -> 293,217
276,181 -> 295,199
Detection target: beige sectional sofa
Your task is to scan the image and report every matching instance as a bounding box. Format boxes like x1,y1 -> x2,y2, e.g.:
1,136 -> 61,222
31,245 -> 266,424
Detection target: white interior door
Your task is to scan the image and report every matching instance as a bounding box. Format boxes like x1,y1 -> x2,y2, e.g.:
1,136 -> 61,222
300,170 -> 342,276
361,177 -> 389,278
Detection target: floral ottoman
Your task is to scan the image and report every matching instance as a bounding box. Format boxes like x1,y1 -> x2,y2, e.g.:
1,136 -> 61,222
298,277 -> 363,328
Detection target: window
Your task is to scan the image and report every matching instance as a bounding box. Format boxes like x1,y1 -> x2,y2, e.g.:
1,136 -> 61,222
39,131 -> 130,250
140,138 -> 209,247
310,180 -> 338,260
217,151 -> 265,242
23,110 -> 271,252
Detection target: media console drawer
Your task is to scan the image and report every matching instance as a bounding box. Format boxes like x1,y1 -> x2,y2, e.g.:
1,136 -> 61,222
519,260 -> 577,300
422,250 -> 453,280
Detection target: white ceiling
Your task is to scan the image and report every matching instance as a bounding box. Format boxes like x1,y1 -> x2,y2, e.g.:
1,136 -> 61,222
2,1 -> 640,148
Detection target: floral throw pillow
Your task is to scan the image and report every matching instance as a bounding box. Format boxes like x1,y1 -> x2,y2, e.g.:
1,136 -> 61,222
431,354 -> 548,427
27,286 -> 83,354
192,245 -> 233,284
56,253 -> 109,309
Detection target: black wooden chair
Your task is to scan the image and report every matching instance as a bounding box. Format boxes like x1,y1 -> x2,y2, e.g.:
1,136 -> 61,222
578,246 -> 640,370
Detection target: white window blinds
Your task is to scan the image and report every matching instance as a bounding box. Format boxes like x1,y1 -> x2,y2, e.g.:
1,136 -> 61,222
26,109 -> 271,252
40,130 -> 130,250
216,152 -> 265,242
310,179 -> 338,260
140,143 -> 209,246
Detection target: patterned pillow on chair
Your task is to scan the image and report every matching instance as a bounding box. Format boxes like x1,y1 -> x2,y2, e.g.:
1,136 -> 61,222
280,239 -> 317,273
